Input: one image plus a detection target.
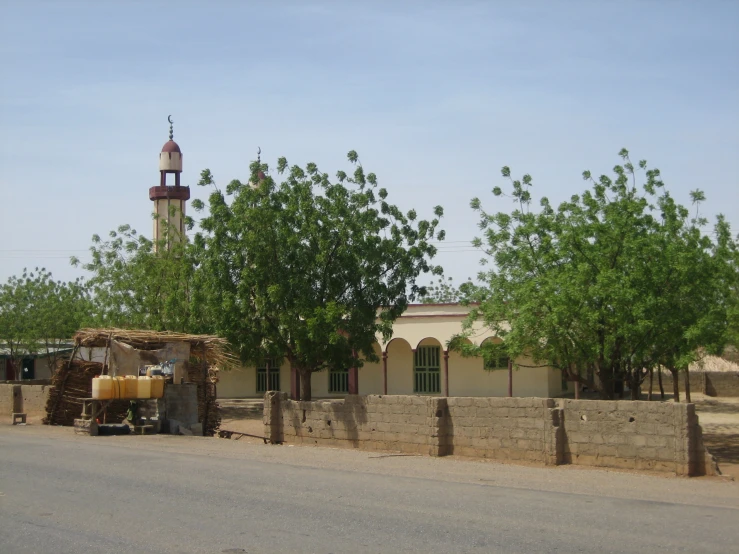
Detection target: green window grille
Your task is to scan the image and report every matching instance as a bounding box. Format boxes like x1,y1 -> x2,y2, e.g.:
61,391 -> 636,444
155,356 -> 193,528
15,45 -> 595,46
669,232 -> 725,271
257,359 -> 280,393
414,346 -> 440,394
329,367 -> 349,394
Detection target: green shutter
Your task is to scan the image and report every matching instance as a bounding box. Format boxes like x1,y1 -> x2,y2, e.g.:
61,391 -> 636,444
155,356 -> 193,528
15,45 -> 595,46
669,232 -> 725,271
414,346 -> 440,394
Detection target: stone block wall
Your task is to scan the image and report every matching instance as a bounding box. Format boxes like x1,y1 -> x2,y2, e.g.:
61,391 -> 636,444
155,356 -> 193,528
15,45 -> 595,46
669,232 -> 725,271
265,394 -> 716,476
664,371 -> 739,397
445,397 -> 562,465
0,383 -> 49,417
704,372 -> 739,397
164,384 -> 199,426
558,399 -> 715,475
264,392 -> 443,455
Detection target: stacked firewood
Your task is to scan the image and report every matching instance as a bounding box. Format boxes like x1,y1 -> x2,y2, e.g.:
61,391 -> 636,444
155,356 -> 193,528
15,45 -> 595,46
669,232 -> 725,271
186,361 -> 221,436
44,359 -> 129,426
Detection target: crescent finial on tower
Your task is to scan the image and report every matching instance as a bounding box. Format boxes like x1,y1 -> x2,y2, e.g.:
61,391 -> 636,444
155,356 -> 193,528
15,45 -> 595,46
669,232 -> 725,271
168,115 -> 174,140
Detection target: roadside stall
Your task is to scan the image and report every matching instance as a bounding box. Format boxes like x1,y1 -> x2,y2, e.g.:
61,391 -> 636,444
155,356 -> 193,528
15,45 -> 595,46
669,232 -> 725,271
44,328 -> 235,436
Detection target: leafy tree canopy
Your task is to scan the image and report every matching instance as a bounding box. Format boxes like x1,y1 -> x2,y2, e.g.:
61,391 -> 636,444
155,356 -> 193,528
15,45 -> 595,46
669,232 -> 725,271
420,276 -> 477,304
191,151 -> 445,399
0,267 -> 92,374
457,149 -> 737,399
72,222 -> 197,332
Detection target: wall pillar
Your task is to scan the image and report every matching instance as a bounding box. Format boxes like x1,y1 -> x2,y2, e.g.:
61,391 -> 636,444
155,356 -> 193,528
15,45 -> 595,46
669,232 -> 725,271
443,350 -> 449,397
263,391 -> 286,444
382,352 -> 388,395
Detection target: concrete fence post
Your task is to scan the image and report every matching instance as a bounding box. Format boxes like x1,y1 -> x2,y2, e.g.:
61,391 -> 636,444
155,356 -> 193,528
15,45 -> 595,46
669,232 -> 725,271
544,398 -> 564,466
264,391 -> 286,444
426,397 -> 450,457
12,385 -> 23,413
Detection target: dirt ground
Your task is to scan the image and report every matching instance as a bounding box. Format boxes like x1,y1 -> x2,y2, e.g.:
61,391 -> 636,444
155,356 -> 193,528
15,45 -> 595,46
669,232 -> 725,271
218,394 -> 739,479
692,394 -> 739,479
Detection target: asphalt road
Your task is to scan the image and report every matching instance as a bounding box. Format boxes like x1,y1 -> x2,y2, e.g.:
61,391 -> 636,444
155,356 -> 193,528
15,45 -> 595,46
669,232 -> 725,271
1,427 -> 738,554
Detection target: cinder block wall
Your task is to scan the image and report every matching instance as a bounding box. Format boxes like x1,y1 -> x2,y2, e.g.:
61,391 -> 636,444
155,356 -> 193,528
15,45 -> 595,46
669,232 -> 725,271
264,393 -> 444,455
0,384 -> 14,415
445,397 -> 562,465
559,399 -> 715,475
0,383 -> 50,417
704,372 -> 739,397
664,371 -> 739,398
265,394 -> 716,476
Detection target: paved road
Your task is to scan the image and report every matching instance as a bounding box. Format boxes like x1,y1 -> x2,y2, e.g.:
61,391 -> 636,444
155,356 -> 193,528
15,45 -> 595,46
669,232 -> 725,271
1,427 -> 738,554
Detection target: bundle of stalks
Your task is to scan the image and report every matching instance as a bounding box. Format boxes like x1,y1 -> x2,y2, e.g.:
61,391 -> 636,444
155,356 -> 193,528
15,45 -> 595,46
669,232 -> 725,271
44,359 -> 129,426
73,328 -> 237,369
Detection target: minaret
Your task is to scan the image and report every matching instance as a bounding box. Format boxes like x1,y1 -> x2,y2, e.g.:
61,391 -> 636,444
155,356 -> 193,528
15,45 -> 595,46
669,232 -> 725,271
249,146 -> 266,189
149,116 -> 190,250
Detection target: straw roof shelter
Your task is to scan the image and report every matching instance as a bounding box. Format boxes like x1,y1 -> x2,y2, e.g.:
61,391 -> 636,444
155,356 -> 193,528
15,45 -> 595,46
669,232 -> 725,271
72,328 -> 237,369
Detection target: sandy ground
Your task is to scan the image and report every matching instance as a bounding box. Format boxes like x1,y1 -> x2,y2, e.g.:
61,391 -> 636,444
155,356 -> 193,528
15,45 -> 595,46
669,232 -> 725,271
692,394 -> 739,479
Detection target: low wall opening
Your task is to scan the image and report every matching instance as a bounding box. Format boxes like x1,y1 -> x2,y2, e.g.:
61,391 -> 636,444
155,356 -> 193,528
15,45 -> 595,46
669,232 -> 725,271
264,393 -> 717,476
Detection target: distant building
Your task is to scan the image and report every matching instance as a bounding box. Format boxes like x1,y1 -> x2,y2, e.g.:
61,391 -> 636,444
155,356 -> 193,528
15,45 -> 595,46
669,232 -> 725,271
0,344 -> 74,381
217,304 -> 567,399
139,120 -> 565,400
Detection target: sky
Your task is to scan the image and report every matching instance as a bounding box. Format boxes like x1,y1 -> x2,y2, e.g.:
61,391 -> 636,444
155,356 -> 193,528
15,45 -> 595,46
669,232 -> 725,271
1,0 -> 737,289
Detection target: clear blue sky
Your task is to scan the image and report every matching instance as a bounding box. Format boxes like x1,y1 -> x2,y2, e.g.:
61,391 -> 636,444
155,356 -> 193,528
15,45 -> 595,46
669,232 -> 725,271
1,0 -> 737,287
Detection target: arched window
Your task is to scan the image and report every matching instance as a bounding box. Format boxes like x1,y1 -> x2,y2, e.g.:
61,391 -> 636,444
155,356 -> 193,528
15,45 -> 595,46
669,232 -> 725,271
414,346 -> 440,394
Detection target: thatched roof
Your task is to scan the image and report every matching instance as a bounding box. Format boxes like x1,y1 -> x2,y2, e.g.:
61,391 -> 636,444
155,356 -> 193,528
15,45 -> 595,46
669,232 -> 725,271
72,328 -> 237,368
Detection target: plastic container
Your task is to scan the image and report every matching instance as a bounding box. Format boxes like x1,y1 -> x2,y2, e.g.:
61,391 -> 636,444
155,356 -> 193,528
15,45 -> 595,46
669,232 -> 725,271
92,376 -> 113,400
146,366 -> 164,377
150,376 -> 165,399
112,376 -> 127,399
137,376 -> 152,399
124,376 -> 138,399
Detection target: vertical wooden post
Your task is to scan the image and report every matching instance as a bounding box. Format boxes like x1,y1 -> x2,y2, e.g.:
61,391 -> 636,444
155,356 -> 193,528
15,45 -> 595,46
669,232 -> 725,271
443,350 -> 449,397
507,358 -> 513,397
382,351 -> 388,395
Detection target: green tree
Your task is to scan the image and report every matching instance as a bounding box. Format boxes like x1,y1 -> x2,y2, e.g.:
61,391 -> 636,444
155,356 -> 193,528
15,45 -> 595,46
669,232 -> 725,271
458,149 -> 736,400
0,268 -> 92,378
191,151 -> 444,400
421,276 -> 477,304
73,221 -> 197,332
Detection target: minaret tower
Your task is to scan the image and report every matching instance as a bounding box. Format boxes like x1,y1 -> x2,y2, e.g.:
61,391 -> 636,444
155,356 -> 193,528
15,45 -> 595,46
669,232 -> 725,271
149,115 -> 190,250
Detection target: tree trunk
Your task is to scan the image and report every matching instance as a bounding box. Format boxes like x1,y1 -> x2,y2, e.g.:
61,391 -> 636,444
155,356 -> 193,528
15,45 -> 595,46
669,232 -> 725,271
684,367 -> 692,403
670,368 -> 680,403
658,368 -> 665,400
299,370 -> 312,401
629,368 -> 640,400
648,367 -> 653,401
